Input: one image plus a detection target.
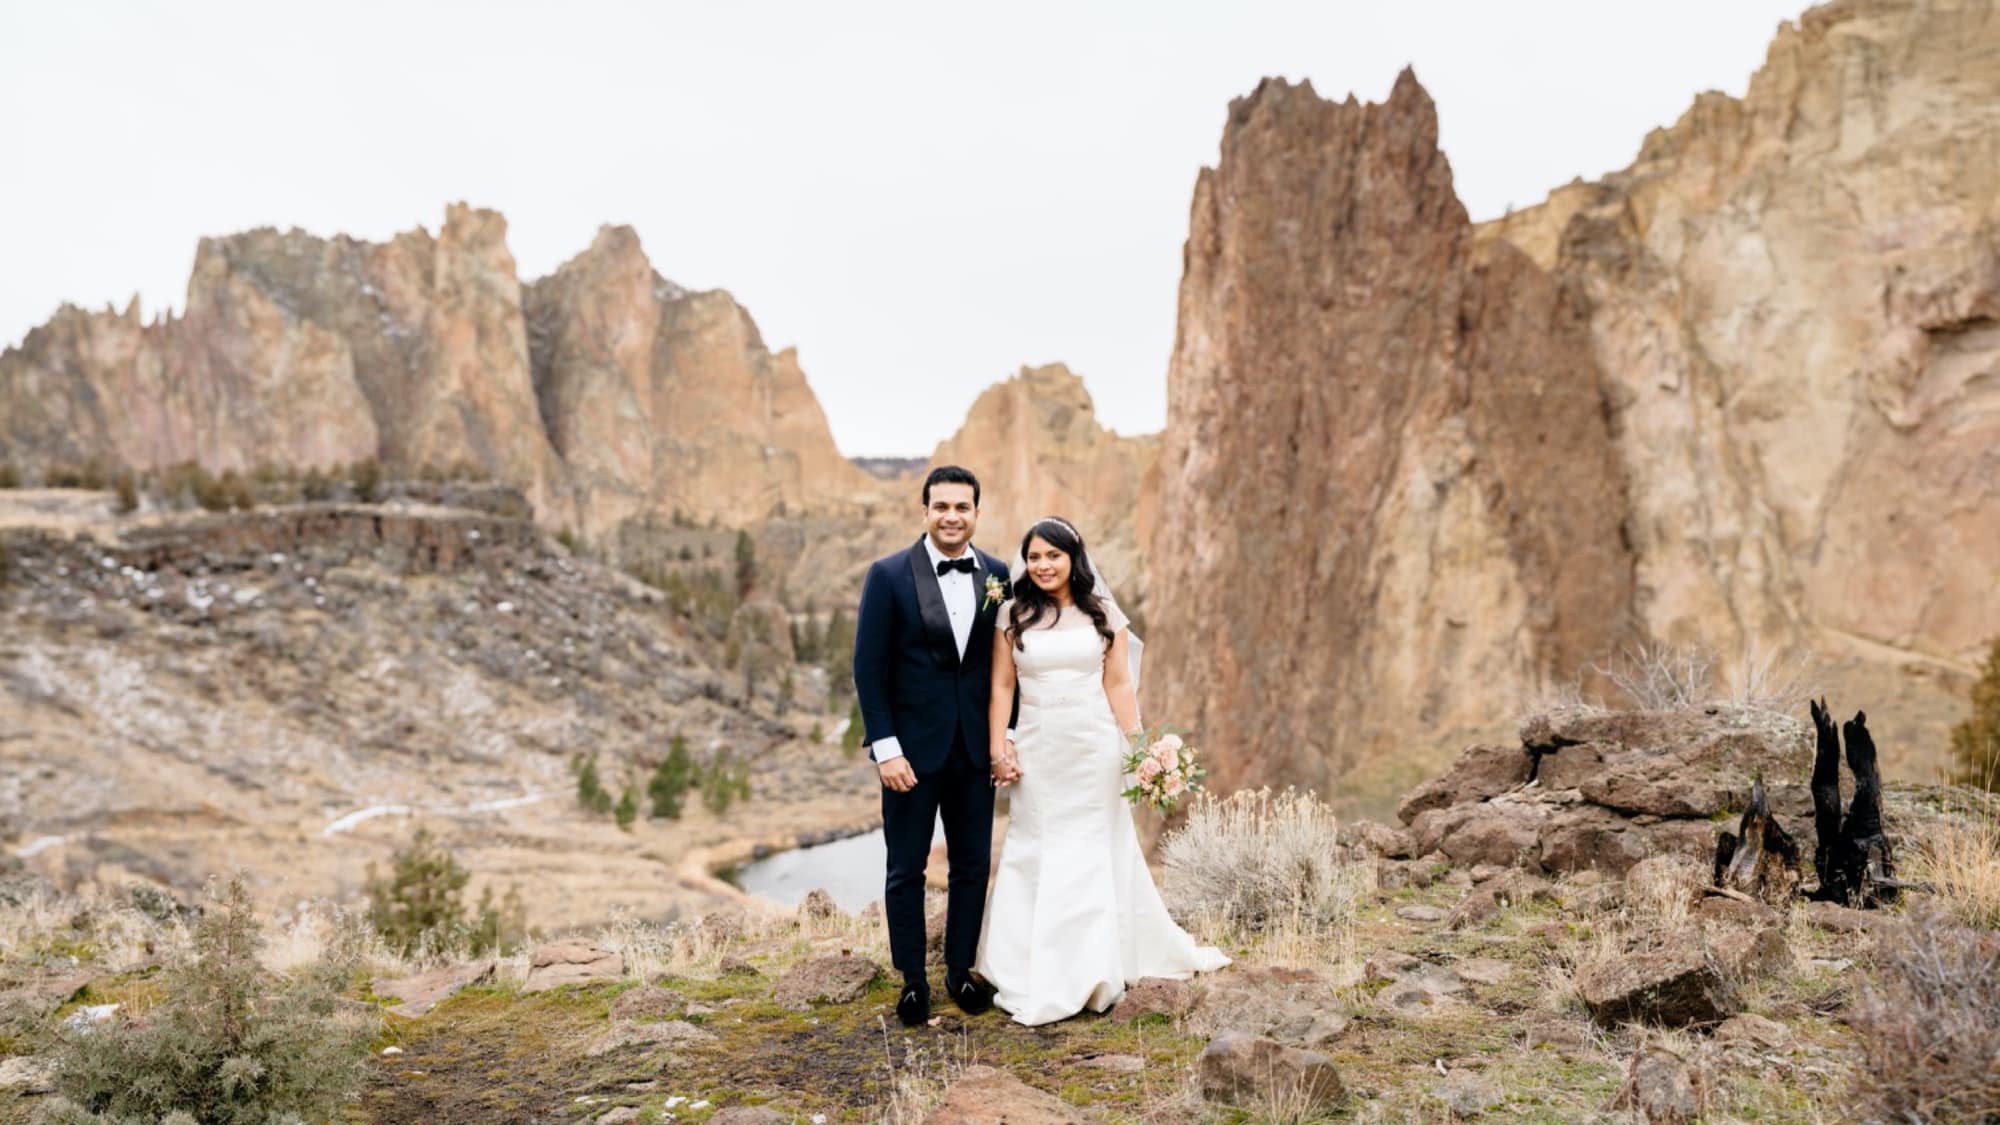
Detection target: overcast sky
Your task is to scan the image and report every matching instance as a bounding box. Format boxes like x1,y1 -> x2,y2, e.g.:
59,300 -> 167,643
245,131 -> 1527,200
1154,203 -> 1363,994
1,1 -> 1807,456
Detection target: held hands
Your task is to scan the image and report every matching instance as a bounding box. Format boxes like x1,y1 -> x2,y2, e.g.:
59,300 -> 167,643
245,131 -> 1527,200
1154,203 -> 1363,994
990,750 -> 1022,787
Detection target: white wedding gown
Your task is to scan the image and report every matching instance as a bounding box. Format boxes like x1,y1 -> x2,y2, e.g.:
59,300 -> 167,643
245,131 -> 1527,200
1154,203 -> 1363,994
973,602 -> 1229,1026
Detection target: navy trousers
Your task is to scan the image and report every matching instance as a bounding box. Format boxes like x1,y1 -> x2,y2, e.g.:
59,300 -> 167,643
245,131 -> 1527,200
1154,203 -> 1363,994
881,732 -> 994,979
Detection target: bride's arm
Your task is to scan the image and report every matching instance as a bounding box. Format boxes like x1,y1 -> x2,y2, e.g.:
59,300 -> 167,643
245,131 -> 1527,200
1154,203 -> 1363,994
1102,629 -> 1142,738
988,623 -> 1020,782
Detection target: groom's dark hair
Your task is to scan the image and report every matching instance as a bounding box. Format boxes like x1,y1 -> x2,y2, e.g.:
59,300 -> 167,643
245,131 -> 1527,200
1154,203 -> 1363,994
922,465 -> 980,507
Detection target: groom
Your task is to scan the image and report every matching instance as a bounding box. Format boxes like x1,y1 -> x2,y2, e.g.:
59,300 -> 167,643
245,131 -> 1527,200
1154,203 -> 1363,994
853,465 -> 1012,1026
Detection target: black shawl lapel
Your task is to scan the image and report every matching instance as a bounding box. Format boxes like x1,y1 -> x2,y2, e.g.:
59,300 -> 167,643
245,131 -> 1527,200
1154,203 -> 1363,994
907,538 -> 959,671
966,550 -> 1002,667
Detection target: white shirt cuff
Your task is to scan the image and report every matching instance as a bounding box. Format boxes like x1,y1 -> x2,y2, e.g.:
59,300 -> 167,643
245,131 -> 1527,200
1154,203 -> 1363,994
870,736 -> 904,762
1006,729 -> 1017,742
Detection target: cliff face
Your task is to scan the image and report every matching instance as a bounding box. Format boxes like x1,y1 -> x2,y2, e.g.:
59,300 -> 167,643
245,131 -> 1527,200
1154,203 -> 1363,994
927,364 -> 1158,599
1145,74 -> 1638,806
0,207 -> 866,535
1480,0 -> 2000,667
524,225 -> 869,533
1149,0 -> 2000,809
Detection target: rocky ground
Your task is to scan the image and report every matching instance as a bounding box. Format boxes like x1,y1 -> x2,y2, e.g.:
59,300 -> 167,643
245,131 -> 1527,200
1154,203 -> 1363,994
0,491 -> 880,928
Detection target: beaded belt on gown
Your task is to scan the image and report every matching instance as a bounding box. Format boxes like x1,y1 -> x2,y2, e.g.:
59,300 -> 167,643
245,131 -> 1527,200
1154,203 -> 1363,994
1019,687 -> 1106,709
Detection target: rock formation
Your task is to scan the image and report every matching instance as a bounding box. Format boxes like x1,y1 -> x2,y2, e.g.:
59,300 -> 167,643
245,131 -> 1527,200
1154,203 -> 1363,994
0,207 -> 868,536
525,225 -> 870,532
927,364 -> 1157,598
1146,72 -> 1638,808
1478,0 -> 2000,670
1149,0 -> 2000,809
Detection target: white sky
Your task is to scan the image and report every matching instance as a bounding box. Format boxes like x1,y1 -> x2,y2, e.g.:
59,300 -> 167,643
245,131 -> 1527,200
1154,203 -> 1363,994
1,1 -> 1807,456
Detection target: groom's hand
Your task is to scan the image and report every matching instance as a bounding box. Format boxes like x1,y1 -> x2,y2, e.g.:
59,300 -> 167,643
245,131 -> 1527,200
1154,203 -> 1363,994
878,757 -> 917,793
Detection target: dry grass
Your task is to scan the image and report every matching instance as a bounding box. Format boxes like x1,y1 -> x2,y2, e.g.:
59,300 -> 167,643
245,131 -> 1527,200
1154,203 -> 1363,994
1848,915 -> 2000,1121
1592,639 -> 1810,714
876,1021 -> 973,1123
0,882 -> 190,972
1903,794 -> 2000,930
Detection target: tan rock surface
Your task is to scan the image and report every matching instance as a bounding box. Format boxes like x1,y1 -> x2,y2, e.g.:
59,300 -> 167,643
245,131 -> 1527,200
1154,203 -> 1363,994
928,364 -> 1157,597
1146,73 -> 1636,812
1150,1 -> 2000,808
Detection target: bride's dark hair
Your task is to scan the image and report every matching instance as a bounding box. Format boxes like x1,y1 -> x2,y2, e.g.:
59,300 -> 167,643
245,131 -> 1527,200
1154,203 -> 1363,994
1006,517 -> 1115,653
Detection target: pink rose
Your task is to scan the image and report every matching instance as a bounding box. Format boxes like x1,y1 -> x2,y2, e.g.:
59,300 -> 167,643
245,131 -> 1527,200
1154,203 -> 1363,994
1136,758 -> 1162,784
1163,774 -> 1186,798
1150,743 -> 1176,768
1158,733 -> 1184,754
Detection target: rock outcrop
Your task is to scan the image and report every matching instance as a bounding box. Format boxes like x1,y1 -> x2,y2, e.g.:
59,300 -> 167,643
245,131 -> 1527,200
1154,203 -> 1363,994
0,207 -> 869,537
1148,0 -> 2000,807
927,364 -> 1158,598
1145,73 -> 1637,808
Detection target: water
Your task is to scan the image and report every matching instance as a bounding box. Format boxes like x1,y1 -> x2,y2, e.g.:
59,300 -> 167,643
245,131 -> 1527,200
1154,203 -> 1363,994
729,819 -> 948,914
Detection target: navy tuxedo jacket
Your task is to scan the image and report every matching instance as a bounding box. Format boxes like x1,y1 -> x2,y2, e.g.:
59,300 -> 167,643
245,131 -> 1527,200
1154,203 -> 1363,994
853,537 -> 1015,775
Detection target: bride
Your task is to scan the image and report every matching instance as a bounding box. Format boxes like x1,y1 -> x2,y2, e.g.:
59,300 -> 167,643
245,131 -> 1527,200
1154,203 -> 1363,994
973,516 -> 1229,1026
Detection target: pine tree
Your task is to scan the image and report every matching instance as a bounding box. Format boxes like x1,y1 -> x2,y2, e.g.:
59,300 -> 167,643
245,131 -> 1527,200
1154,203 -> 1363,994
734,529 -> 757,598
647,736 -> 694,818
575,754 -> 612,814
1950,636 -> 2000,791
364,827 -> 471,957
614,785 -> 639,831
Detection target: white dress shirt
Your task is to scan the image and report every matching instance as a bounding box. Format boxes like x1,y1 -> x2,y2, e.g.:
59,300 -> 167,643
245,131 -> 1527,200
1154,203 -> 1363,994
870,537 -> 989,765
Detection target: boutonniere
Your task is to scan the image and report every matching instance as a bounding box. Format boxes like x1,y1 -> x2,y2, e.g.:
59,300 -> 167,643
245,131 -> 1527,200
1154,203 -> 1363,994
982,574 -> 1006,611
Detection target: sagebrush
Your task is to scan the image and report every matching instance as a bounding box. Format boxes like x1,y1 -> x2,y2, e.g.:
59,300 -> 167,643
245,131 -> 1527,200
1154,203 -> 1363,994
38,874 -> 374,1124
1847,917 -> 2000,1121
1160,787 -> 1368,929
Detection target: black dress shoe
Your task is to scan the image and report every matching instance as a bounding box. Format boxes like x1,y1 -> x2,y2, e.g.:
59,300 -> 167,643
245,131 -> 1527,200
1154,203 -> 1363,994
945,968 -> 993,1015
896,976 -> 930,1027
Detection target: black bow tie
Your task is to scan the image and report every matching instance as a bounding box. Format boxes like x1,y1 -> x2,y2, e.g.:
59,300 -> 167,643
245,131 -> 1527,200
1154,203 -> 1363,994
936,557 -> 977,576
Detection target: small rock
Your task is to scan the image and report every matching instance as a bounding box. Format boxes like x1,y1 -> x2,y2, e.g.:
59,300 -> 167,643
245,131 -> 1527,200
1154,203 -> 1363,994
924,1064 -> 1084,1123
1364,950 -> 1421,984
1694,895 -> 1780,927
718,955 -> 762,976
1803,901 -> 1878,933
1084,1053 -> 1145,1072
1576,945 -> 1741,1027
799,888 -> 841,920
1434,1071 -> 1504,1115
1378,981 -> 1448,1016
697,911 -> 746,944
1396,904 -> 1449,923
522,939 -> 624,993
1615,1044 -> 1703,1124
1468,863 -> 1510,883
1196,1031 -> 1344,1111
1339,819 -> 1415,858
771,954 -> 881,1010
1448,888 -> 1502,929
608,985 -> 687,1022
1709,926 -> 1789,980
1716,1012 -> 1792,1050
373,959 -> 495,1017
1107,977 -> 1194,1020
598,1108 -> 642,1124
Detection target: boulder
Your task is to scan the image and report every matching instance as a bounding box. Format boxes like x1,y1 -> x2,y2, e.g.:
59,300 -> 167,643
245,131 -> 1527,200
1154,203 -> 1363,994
522,940 -> 624,993
924,1065 -> 1084,1124
1709,926 -> 1790,981
798,888 -> 841,920
1190,967 -> 1350,1047
1196,1031 -> 1344,1111
1397,743 -> 1531,822
771,954 -> 880,1010
1107,977 -> 1195,1021
1339,818 -> 1416,858
1716,1012 -> 1792,1050
373,959 -> 495,1017
1614,1044 -> 1703,1124
1576,945 -> 1741,1027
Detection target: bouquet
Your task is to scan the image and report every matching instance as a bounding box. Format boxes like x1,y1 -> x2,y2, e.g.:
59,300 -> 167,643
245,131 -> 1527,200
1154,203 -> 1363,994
1121,726 -> 1206,813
